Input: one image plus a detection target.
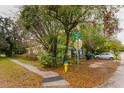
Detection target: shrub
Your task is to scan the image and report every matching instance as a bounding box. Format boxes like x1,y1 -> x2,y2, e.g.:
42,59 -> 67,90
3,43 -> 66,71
38,52 -> 53,67
38,52 -> 63,67
26,54 -> 38,61
5,49 -> 12,57
14,46 -> 27,55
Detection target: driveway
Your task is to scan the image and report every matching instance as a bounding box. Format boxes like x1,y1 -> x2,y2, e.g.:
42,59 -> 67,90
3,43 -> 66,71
99,52 -> 124,88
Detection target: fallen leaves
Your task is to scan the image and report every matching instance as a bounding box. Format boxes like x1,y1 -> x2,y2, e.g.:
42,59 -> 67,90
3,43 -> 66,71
46,60 -> 120,88
9,56 -> 120,88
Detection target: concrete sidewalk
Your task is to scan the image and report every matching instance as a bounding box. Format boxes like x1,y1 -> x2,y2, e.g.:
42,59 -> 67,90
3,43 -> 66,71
98,52 -> 124,88
9,58 -> 69,88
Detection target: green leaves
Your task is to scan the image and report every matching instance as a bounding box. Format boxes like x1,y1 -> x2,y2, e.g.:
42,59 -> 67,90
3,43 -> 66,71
0,16 -> 25,56
19,5 -> 122,66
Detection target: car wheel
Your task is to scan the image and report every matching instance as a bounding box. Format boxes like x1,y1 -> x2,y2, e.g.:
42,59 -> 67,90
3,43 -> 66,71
95,57 -> 99,60
109,57 -> 114,60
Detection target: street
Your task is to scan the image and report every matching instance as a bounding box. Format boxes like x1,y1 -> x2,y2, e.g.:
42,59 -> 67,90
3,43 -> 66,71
99,52 -> 124,88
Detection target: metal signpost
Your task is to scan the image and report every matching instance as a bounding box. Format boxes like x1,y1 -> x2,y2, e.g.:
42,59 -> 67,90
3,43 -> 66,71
71,32 -> 82,65
74,39 -> 82,64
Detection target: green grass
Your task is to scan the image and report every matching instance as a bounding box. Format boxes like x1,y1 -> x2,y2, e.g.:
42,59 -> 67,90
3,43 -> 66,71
11,55 -> 43,69
0,57 -> 43,88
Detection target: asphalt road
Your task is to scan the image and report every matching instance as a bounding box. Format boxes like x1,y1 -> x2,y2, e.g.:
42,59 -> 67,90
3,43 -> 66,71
99,52 -> 124,88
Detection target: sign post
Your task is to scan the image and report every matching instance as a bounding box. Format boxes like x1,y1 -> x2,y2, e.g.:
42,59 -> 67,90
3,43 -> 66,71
71,32 -> 82,65
74,39 -> 82,64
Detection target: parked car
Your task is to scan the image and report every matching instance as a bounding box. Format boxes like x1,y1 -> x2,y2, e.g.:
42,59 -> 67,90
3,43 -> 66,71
95,52 -> 114,60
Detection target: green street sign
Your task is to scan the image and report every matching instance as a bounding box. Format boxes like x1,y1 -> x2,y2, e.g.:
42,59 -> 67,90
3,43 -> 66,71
71,32 -> 81,40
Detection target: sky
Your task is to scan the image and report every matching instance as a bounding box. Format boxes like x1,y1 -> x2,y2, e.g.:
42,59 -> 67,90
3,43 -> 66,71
0,5 -> 124,45
117,7 -> 124,45
0,5 -> 20,18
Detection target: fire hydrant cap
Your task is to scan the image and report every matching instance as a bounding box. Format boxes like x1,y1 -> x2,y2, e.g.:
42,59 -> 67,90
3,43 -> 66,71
64,64 -> 68,66
64,60 -> 68,64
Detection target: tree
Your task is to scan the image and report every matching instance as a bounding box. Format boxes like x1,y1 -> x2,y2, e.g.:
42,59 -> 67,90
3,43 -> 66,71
0,35 -> 9,53
109,40 -> 123,59
93,6 -> 122,37
44,5 -> 94,59
77,22 -> 107,54
45,5 -> 122,59
0,16 -> 26,56
20,6 -> 62,67
19,5 -> 123,64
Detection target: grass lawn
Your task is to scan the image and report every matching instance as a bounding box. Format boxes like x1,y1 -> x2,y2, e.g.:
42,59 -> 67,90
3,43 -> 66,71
0,57 -> 43,88
11,55 -> 44,69
12,55 -> 120,88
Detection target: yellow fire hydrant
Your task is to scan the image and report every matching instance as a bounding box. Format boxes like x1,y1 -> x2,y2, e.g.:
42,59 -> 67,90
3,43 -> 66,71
64,60 -> 68,73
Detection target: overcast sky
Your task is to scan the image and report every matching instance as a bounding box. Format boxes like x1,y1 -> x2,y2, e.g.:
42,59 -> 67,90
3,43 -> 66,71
117,7 -> 124,45
0,5 -> 124,45
0,5 -> 20,18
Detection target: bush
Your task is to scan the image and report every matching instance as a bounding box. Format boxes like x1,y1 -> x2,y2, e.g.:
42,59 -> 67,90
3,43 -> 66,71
13,46 -> 27,55
3,44 -> 27,57
26,54 -> 38,61
38,52 -> 63,67
38,52 -> 53,67
119,46 -> 124,52
16,47 -> 26,54
5,49 -> 12,57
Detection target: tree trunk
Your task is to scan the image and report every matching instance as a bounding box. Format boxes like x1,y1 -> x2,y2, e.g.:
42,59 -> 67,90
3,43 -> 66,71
64,32 -> 70,60
52,37 -> 58,67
